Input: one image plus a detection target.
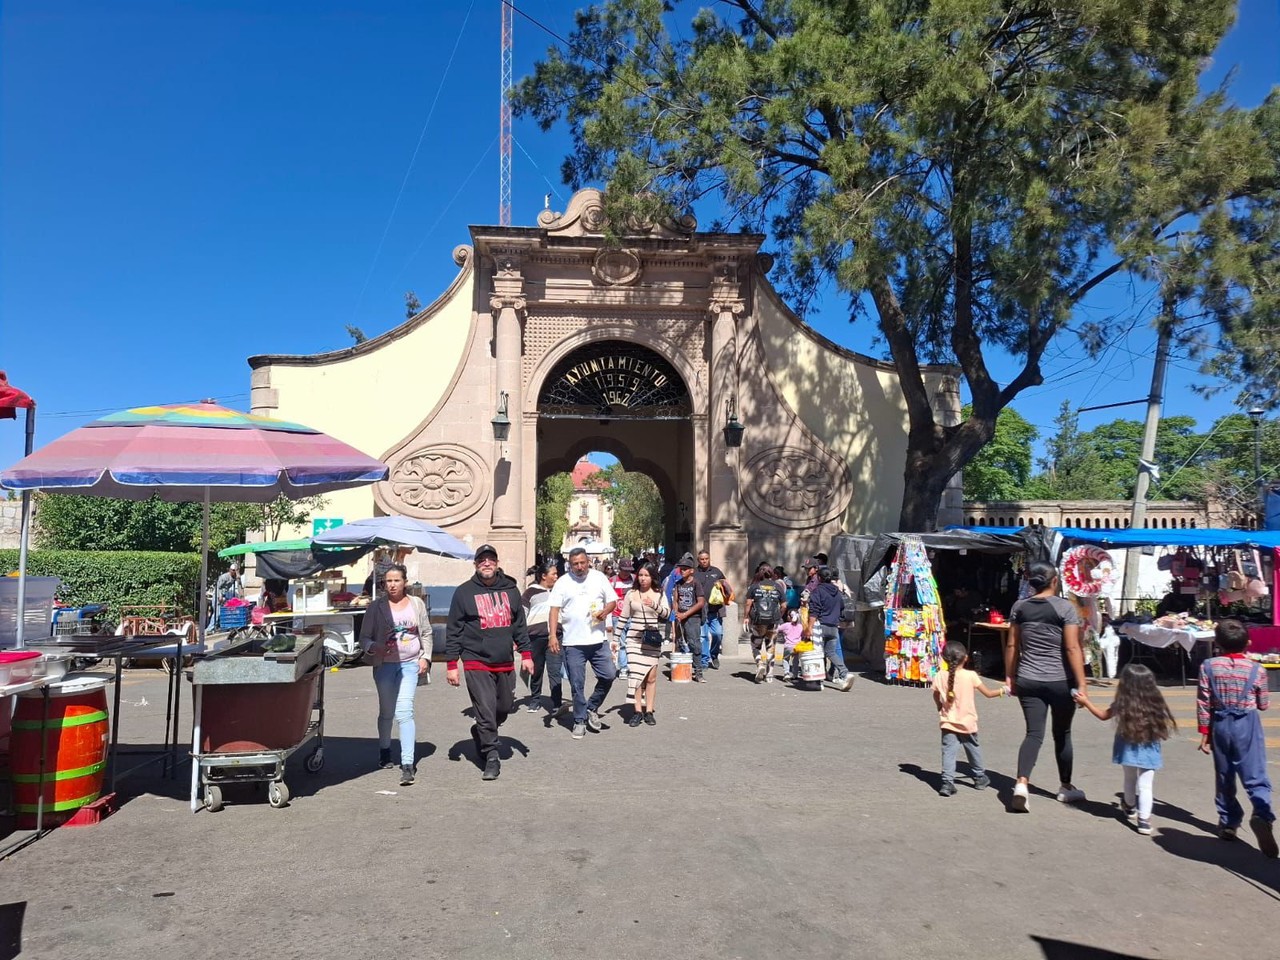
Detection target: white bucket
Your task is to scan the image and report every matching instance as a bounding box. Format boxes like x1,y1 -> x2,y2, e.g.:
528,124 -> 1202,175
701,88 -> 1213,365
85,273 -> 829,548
670,652 -> 693,682
799,650 -> 825,683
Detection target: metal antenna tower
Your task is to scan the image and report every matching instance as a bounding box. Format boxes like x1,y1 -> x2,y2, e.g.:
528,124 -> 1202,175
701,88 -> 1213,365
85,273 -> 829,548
499,0 -> 513,226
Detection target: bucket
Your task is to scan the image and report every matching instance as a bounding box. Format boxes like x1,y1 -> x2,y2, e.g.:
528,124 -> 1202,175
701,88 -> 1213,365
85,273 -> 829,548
12,677 -> 110,828
799,650 -> 826,683
670,652 -> 693,683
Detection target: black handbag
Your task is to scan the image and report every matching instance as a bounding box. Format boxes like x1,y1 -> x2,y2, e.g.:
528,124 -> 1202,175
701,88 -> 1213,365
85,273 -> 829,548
631,590 -> 665,647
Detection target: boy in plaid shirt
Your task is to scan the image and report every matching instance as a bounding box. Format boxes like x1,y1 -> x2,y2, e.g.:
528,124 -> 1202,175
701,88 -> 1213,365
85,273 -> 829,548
1197,619 -> 1276,857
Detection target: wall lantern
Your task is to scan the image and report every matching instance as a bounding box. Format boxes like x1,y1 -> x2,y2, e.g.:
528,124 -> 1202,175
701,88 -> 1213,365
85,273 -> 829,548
723,396 -> 745,449
491,391 -> 511,442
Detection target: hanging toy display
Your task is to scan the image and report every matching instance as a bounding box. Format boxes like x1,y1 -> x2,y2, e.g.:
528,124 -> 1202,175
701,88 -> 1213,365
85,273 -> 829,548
1059,545 -> 1117,678
883,537 -> 946,687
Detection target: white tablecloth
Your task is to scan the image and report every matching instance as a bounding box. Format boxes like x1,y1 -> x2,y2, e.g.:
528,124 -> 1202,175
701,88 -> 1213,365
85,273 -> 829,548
1118,623 -> 1214,654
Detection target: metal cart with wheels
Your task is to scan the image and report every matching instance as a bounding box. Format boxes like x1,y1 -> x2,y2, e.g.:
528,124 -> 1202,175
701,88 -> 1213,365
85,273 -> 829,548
188,633 -> 326,812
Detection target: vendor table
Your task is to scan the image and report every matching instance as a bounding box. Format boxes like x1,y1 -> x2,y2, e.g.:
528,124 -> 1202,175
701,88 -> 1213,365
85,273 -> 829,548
262,610 -> 364,667
1117,623 -> 1215,686
0,676 -> 50,859
25,633 -> 196,789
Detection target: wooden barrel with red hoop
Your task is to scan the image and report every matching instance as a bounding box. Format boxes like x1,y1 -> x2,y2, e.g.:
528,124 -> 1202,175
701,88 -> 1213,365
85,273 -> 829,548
11,678 -> 110,828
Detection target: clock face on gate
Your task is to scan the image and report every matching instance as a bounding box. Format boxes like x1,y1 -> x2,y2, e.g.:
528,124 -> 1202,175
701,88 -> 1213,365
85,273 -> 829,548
539,342 -> 690,419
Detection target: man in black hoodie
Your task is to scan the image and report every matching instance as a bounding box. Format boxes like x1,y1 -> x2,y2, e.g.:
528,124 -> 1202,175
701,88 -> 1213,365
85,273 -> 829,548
446,544 -> 532,781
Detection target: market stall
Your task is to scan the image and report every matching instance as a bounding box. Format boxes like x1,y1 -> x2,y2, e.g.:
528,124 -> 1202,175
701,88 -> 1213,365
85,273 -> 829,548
834,527 -> 1053,675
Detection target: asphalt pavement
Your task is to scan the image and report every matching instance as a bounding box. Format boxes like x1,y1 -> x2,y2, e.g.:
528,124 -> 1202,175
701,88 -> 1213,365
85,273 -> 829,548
0,648 -> 1275,960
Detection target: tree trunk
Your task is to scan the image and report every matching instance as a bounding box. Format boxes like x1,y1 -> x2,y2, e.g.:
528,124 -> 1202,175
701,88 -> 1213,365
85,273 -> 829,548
896,418 -> 998,532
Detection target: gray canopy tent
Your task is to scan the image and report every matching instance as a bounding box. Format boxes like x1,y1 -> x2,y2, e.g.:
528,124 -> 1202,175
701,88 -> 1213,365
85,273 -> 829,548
829,527 -> 1055,666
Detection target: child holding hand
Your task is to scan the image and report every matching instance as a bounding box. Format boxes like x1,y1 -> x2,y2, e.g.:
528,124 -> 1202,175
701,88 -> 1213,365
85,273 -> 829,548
1075,664 -> 1175,836
932,641 -> 1005,796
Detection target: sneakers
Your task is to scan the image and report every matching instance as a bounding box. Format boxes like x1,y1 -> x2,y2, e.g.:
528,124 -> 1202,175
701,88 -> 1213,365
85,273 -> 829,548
973,775 -> 990,791
553,702 -> 571,717
938,782 -> 957,797
710,657 -> 720,670
627,711 -> 644,727
1011,782 -> 1030,812
586,710 -> 603,732
571,722 -> 586,739
399,764 -> 416,786
764,673 -> 774,684
1056,785 -> 1086,804
482,755 -> 501,781
643,711 -> 656,726
378,747 -> 395,770
1120,801 -> 1138,824
1135,818 -> 1153,836
693,670 -> 706,683
1219,824 -> 1239,841
525,702 -> 542,713
1250,816 -> 1279,859
836,674 -> 856,692
755,660 -> 768,683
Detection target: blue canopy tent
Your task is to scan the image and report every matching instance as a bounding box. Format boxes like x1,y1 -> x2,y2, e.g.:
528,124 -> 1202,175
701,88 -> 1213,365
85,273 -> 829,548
952,525 -> 1280,551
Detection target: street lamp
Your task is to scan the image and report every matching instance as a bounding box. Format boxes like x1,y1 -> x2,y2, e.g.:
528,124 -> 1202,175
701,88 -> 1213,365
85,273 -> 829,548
723,396 -> 745,449
491,391 -> 511,442
1249,406 -> 1265,527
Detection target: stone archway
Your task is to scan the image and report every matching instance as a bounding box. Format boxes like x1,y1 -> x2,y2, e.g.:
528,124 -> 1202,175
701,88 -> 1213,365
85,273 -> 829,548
533,339 -> 698,557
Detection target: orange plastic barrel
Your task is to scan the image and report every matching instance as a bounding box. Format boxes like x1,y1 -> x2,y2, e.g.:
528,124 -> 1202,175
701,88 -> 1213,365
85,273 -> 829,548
11,678 -> 109,828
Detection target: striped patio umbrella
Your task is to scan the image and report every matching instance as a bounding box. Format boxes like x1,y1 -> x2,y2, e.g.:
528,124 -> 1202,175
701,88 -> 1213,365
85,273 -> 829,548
1,400 -> 388,811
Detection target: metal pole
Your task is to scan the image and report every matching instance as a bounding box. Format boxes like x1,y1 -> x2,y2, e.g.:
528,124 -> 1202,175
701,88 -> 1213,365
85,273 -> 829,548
1119,311 -> 1172,612
1253,411 -> 1265,529
14,406 -> 36,649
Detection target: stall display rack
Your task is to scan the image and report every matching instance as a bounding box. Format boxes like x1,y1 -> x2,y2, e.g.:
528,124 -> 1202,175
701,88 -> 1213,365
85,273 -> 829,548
884,538 -> 947,687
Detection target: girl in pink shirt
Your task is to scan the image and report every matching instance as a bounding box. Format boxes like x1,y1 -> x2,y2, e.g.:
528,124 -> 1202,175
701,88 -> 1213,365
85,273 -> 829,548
932,641 -> 1006,796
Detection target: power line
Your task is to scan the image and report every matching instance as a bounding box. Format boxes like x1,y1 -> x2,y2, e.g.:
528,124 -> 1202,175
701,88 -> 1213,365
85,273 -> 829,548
349,1 -> 478,322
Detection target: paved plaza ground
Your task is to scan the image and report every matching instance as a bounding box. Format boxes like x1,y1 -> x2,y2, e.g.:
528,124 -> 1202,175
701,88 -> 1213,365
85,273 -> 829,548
1,648 -> 1275,960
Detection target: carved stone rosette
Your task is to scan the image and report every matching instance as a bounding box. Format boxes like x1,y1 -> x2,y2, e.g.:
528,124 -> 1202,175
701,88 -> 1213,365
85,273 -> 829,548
742,445 -> 852,529
376,443 -> 489,524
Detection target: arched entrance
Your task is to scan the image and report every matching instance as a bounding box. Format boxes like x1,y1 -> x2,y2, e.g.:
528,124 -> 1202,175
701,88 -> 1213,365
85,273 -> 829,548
534,341 -> 696,556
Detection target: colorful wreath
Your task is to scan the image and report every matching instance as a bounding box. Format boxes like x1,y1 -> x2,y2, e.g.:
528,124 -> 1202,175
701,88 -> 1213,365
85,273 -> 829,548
1060,545 -> 1116,596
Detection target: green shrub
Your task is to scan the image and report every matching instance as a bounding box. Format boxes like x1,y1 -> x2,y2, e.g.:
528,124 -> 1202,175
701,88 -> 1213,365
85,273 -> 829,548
0,550 -> 203,619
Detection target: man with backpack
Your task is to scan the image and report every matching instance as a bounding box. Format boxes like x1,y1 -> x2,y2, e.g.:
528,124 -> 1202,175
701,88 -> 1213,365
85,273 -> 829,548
743,561 -> 788,683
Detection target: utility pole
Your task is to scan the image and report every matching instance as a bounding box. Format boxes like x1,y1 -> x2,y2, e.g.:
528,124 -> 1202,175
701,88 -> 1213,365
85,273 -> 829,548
1250,406 -> 1265,529
1119,304 -> 1173,612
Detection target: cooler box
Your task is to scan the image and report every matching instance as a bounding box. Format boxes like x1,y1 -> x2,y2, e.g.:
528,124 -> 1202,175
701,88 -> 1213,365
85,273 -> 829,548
0,577 -> 60,647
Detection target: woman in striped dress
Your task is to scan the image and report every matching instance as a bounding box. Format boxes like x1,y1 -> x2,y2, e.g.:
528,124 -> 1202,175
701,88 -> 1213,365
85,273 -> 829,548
621,563 -> 669,726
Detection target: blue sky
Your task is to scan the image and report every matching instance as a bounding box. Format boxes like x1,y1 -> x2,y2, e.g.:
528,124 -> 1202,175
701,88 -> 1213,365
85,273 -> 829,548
2,0 -> 1277,473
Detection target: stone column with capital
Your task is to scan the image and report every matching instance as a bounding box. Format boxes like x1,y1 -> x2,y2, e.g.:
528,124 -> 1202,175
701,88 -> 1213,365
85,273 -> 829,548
708,297 -> 744,530
489,292 -> 526,532
707,291 -> 749,597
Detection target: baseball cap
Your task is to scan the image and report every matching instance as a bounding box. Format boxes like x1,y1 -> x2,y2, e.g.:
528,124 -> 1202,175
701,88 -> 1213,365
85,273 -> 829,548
803,557 -> 821,569
473,544 -> 498,562
618,558 -> 634,572
676,552 -> 697,569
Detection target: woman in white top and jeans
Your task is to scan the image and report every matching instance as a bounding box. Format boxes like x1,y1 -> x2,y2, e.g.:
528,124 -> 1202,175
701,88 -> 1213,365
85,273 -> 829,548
1006,561 -> 1088,811
358,564 -> 431,786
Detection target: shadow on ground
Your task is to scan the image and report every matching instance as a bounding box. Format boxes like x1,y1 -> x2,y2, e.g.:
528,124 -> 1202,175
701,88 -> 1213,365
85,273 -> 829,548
1031,935 -> 1159,959
1154,827 -> 1280,900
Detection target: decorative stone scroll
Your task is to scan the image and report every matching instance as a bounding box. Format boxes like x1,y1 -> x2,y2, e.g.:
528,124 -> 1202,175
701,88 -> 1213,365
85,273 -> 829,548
742,445 -> 852,528
382,443 -> 489,524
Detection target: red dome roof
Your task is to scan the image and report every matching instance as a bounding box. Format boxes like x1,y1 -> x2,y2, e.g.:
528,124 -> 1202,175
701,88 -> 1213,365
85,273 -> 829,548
571,457 -> 603,490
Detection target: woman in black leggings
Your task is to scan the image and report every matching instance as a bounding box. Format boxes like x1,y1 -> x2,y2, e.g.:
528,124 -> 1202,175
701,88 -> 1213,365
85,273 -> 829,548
1005,561 -> 1089,812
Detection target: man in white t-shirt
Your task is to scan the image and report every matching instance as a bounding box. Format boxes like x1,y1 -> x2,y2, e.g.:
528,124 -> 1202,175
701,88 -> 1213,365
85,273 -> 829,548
548,547 -> 618,740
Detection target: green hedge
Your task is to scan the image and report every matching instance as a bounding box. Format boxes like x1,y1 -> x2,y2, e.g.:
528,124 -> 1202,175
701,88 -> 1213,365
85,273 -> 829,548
0,549 -> 203,619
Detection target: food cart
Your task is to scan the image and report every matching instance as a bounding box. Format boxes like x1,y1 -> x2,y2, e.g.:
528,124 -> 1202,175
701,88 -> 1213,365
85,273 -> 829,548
189,632 -> 325,812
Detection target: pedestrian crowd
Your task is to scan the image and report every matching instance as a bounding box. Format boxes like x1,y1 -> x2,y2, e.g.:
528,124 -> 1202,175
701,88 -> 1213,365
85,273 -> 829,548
928,559 -> 1275,861
356,548 -> 1277,863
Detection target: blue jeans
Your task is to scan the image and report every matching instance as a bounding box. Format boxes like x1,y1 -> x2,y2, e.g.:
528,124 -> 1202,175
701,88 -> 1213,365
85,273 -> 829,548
819,624 -> 848,679
700,616 -> 724,668
615,620 -> 630,673
564,642 -> 616,724
373,659 -> 419,763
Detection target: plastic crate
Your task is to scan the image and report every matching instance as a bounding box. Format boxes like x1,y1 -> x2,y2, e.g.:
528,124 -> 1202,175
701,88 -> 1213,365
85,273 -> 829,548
219,605 -> 251,629
0,577 -> 61,647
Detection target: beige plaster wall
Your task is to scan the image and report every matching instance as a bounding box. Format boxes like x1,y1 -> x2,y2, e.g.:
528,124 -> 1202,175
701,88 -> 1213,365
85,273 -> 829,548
251,260 -> 477,528
752,281 -> 911,534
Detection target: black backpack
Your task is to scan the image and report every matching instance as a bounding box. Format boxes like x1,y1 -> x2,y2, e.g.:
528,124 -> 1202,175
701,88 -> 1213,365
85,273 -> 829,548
751,585 -> 781,624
